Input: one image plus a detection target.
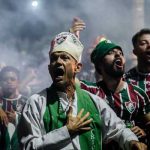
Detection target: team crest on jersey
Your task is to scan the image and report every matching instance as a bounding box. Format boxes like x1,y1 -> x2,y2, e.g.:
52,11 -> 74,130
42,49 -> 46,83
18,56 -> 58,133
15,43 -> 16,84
125,101 -> 136,114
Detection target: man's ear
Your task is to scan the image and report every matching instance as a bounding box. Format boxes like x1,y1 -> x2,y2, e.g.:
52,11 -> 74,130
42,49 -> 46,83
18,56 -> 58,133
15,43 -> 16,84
133,49 -> 137,56
48,64 -> 50,73
75,63 -> 82,73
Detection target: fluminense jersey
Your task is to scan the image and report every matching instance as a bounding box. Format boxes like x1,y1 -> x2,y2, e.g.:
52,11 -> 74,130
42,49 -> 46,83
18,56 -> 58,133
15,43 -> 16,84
0,95 -> 27,113
125,67 -> 150,99
0,95 -> 27,150
80,80 -> 150,126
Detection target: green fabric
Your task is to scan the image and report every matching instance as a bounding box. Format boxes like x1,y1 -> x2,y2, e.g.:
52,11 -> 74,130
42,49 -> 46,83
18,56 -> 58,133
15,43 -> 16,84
43,84 -> 102,150
76,85 -> 102,150
133,85 -> 150,113
4,126 -> 19,150
91,40 -> 122,64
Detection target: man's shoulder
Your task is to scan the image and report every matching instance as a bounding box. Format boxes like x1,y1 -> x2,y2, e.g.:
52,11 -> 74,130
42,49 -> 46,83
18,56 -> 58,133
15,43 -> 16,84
20,95 -> 27,99
125,67 -> 137,78
127,83 -> 148,98
80,80 -> 97,87
27,88 -> 48,104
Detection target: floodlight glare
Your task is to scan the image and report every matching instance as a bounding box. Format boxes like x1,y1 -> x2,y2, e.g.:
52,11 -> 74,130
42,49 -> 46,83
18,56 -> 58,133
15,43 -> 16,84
32,0 -> 38,7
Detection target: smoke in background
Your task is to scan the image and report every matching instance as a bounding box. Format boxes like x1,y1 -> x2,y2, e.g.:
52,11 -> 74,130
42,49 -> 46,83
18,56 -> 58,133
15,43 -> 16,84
0,0 -> 150,91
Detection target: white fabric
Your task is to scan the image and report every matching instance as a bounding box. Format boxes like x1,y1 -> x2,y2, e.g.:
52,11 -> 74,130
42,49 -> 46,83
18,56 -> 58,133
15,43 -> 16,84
8,111 -> 20,140
57,91 -> 80,150
50,32 -> 84,62
19,88 -> 138,150
8,123 -> 15,140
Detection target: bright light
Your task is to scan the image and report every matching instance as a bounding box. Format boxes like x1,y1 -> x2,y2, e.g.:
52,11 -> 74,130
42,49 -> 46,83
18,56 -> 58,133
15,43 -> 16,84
32,0 -> 38,7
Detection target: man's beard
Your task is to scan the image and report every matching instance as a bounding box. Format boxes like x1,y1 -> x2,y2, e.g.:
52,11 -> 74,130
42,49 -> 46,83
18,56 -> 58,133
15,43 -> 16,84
104,63 -> 125,78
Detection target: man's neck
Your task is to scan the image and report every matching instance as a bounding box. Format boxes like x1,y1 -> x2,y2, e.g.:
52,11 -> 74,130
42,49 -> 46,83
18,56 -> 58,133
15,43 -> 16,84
103,76 -> 125,93
56,82 -> 75,102
137,62 -> 150,73
66,84 -> 75,102
2,90 -> 19,99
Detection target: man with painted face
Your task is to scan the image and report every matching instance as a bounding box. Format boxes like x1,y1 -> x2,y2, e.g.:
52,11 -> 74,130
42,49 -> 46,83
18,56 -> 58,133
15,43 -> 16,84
18,32 -> 147,150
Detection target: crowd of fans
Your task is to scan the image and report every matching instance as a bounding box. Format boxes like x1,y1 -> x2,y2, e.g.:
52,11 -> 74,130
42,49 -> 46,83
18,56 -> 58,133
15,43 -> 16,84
0,18 -> 149,150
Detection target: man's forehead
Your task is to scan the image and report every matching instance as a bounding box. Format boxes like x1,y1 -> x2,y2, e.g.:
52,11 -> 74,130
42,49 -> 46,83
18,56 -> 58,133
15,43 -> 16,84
50,51 -> 76,60
1,71 -> 18,80
113,48 -> 122,51
51,51 -> 71,56
109,48 -> 122,52
139,34 -> 150,40
3,71 -> 17,76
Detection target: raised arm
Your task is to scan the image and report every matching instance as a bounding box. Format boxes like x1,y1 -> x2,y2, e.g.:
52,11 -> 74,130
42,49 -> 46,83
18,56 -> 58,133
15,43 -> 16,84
69,17 -> 86,39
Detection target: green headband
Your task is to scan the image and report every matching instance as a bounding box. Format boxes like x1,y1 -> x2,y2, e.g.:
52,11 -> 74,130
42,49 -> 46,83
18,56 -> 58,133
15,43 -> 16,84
91,40 -> 122,64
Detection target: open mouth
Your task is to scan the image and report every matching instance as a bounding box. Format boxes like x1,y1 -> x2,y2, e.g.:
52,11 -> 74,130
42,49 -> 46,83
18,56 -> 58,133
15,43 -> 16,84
53,67 -> 64,79
146,51 -> 150,57
114,59 -> 123,68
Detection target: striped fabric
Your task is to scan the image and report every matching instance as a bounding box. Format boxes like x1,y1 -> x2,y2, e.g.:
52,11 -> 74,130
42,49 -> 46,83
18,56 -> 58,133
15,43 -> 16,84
125,67 -> 150,99
0,95 -> 26,113
0,95 -> 27,150
80,80 -> 150,126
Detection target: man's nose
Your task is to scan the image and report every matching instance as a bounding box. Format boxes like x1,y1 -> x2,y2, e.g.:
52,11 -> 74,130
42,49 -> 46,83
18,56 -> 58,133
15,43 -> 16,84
147,42 -> 150,48
56,57 -> 63,63
115,51 -> 122,56
5,78 -> 12,83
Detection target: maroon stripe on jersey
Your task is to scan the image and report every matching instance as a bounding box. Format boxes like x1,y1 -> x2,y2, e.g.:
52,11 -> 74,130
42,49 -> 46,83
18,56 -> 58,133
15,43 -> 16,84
128,84 -> 139,118
134,90 -> 146,114
128,85 -> 137,103
80,81 -> 106,99
80,82 -> 98,94
145,75 -> 150,98
7,101 -> 12,111
113,93 -> 122,117
0,99 -> 3,103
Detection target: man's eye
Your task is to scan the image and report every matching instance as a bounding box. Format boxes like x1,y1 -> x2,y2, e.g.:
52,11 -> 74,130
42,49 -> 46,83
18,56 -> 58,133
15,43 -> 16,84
50,56 -> 57,62
140,42 -> 146,45
139,41 -> 148,46
62,55 -> 69,60
108,51 -> 114,54
3,77 -> 17,81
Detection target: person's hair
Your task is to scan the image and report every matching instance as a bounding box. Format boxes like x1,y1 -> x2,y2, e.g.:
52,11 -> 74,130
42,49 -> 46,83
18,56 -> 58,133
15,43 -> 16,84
92,59 -> 103,75
132,28 -> 150,48
0,66 -> 20,81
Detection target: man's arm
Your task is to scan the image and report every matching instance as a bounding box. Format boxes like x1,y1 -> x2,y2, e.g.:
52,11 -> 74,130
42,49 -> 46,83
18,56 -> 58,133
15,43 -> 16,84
69,17 -> 86,39
0,107 -> 8,126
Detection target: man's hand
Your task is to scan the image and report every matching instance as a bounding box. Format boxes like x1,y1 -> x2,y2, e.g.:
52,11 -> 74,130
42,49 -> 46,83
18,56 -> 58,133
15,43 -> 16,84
66,107 -> 92,136
0,108 -> 9,126
130,140 -> 147,150
69,17 -> 86,39
131,126 -> 146,138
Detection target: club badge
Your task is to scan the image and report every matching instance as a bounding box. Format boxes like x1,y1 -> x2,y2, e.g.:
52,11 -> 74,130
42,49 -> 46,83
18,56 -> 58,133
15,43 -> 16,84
125,101 -> 136,114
